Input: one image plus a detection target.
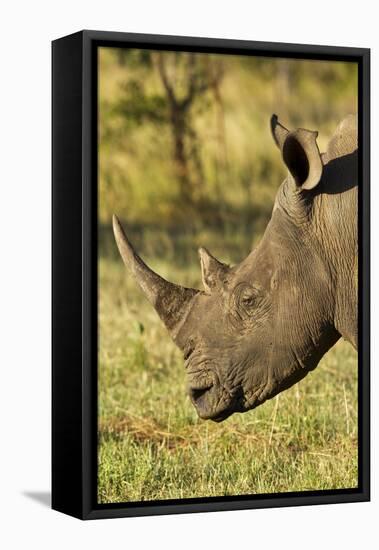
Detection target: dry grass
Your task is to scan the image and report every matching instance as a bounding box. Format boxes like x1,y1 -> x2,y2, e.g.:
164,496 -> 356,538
97,49 -> 358,504
98,258 -> 358,504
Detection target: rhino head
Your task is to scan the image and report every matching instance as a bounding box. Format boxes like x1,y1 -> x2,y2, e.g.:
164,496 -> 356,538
113,115 -> 357,422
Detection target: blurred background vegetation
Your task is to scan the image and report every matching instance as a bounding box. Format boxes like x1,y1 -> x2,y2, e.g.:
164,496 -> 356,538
98,48 -> 358,503
99,49 -> 357,264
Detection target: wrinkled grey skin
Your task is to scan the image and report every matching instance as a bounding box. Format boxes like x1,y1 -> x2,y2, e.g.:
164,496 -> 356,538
113,115 -> 357,422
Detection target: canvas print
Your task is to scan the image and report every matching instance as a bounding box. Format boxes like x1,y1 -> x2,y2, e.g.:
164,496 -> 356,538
97,48 -> 358,504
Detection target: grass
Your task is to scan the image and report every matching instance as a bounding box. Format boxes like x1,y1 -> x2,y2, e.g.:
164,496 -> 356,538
98,252 -> 358,504
97,49 -> 358,504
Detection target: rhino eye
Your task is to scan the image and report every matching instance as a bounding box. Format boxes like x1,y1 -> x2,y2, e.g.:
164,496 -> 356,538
232,283 -> 260,316
241,289 -> 257,309
242,294 -> 256,307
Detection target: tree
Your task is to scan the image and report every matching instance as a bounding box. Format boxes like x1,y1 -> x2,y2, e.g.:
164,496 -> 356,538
115,51 -> 224,203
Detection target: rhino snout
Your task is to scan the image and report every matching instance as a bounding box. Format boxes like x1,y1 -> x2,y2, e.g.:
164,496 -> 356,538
188,376 -> 239,422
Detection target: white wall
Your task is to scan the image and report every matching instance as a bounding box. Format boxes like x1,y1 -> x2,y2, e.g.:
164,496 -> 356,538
1,1 -> 376,548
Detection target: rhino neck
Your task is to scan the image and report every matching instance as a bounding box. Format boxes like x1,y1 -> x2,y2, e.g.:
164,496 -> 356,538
271,117 -> 358,349
260,166 -> 357,350
312,166 -> 358,348
311,117 -> 358,348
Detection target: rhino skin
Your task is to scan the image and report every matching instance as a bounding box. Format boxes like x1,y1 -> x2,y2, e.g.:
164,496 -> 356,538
113,114 -> 358,422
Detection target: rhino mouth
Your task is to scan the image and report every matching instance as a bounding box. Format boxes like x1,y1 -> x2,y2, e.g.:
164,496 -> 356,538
188,376 -> 242,422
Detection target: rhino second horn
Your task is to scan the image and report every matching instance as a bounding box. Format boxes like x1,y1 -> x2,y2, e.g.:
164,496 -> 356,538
198,247 -> 229,293
112,215 -> 199,339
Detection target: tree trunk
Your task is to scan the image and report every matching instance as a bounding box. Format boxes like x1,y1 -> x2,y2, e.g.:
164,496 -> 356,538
171,107 -> 193,203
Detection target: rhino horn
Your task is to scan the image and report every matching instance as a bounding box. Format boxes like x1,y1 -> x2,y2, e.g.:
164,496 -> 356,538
198,247 -> 230,293
113,215 -> 199,340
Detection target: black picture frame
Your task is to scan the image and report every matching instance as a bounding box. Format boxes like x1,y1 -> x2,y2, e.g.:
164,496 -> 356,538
52,30 -> 370,520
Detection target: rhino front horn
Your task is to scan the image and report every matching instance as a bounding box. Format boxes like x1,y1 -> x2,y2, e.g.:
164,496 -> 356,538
112,215 -> 199,340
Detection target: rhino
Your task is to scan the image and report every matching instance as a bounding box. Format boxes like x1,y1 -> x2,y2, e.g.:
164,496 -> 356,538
113,114 -> 357,422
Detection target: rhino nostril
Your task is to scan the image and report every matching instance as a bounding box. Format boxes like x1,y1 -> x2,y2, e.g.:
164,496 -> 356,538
190,385 -> 213,402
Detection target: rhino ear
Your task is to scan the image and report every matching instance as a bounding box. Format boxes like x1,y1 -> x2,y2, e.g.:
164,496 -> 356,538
198,247 -> 229,294
282,128 -> 323,191
271,115 -> 323,191
271,114 -> 289,149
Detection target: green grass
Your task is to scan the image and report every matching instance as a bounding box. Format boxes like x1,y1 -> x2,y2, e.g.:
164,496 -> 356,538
98,254 -> 358,504
97,48 -> 358,504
